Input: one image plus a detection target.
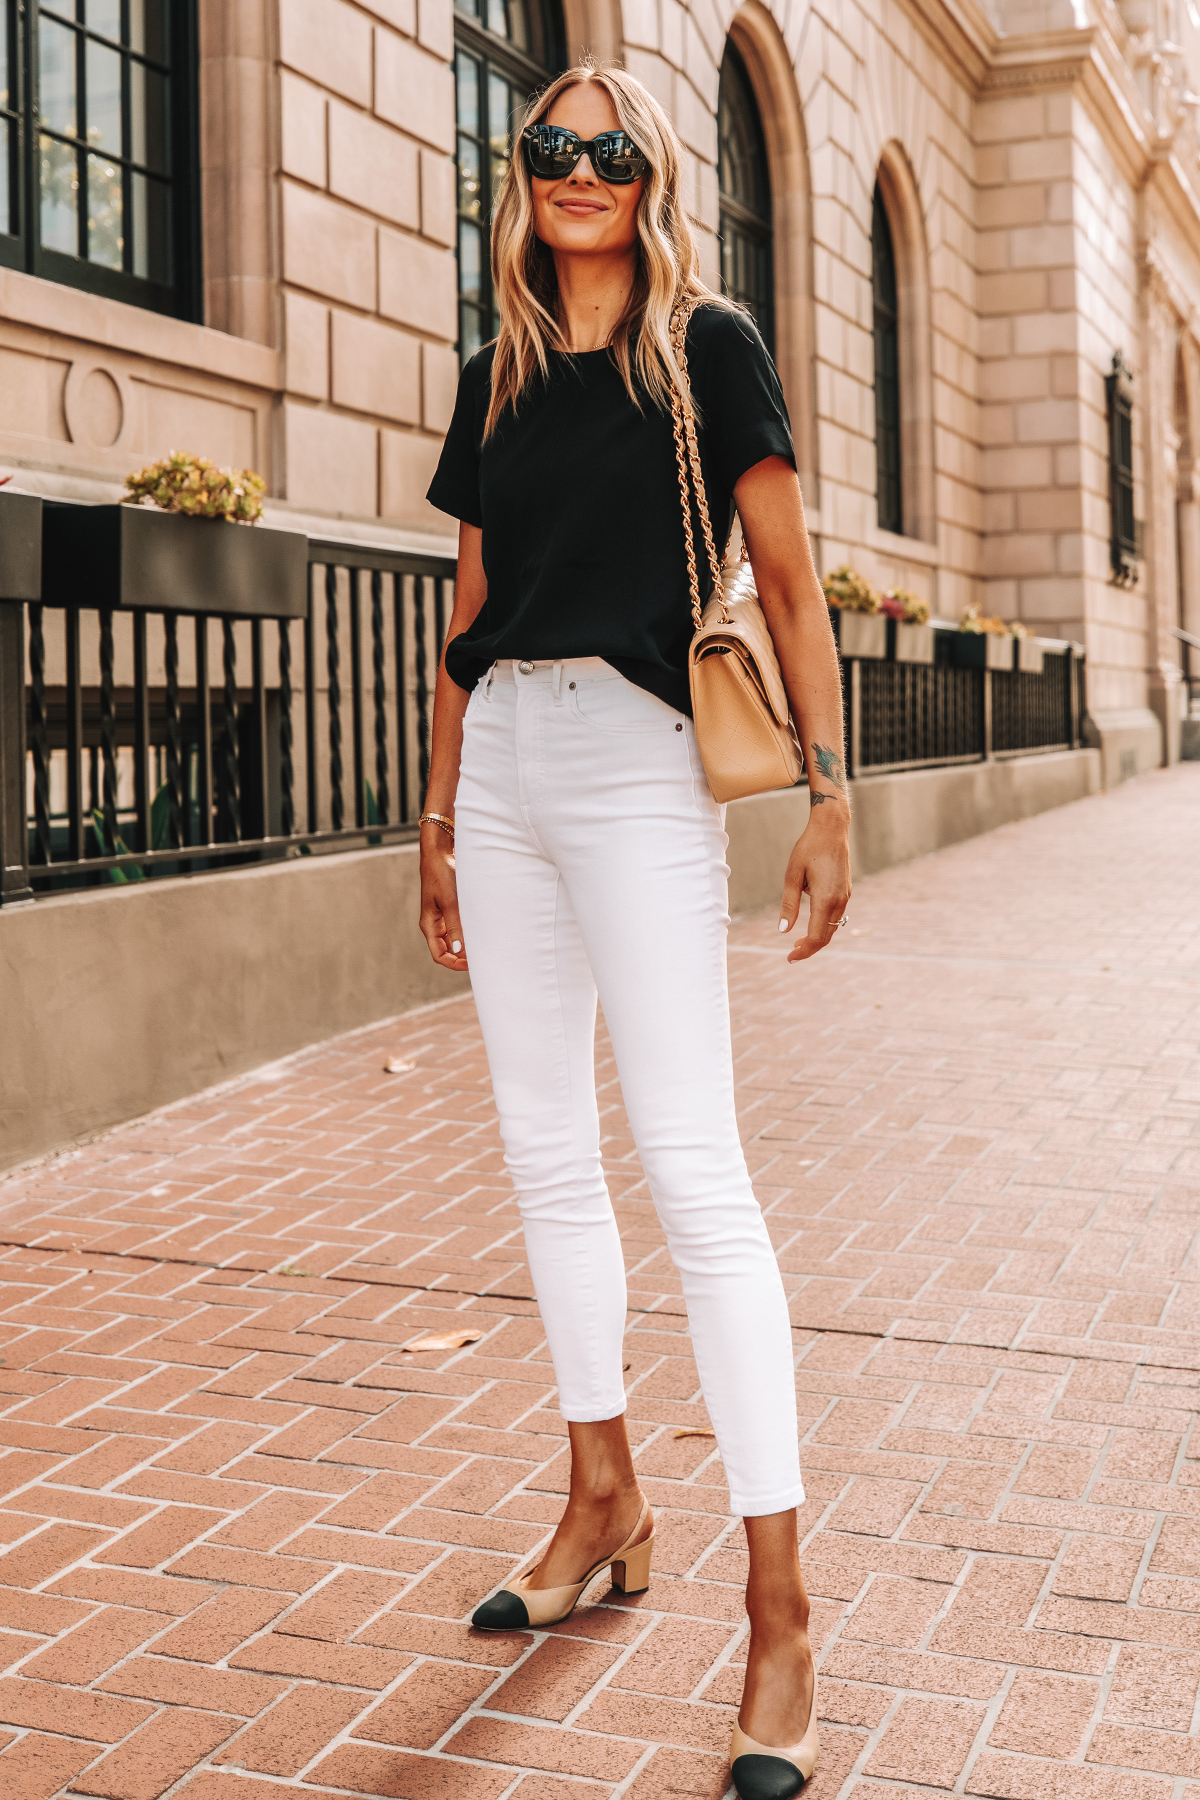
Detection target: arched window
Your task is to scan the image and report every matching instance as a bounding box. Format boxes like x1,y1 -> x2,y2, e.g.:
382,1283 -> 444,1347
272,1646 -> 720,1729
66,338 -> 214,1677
718,42 -> 773,354
872,182 -> 902,535
454,0 -> 564,361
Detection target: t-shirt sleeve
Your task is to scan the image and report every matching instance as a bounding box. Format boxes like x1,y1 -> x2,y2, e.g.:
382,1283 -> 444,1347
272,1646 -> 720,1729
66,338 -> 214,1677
426,358 -> 485,527
694,307 -> 794,495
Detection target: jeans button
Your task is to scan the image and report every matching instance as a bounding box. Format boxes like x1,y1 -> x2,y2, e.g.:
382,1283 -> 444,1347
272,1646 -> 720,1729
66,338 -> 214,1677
518,660 -> 534,673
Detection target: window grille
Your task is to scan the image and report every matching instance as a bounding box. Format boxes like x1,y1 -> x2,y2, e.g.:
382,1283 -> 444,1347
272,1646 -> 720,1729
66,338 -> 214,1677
1106,351 -> 1140,586
453,0 -> 564,362
717,42 -> 773,354
872,183 -> 902,535
0,0 -> 200,318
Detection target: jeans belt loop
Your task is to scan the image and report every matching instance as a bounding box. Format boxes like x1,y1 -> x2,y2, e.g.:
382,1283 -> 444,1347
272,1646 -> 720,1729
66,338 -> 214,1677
552,659 -> 563,705
484,663 -> 495,700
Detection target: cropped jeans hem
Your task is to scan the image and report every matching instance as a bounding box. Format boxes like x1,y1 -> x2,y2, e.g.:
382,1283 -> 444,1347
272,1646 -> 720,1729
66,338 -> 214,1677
559,1400 -> 630,1424
731,1482 -> 808,1519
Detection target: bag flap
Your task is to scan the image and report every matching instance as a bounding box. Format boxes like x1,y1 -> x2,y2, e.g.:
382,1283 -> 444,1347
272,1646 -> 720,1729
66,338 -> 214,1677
690,567 -> 792,726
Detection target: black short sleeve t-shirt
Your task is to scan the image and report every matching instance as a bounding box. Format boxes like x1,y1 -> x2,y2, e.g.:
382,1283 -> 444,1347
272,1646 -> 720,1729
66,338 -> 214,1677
426,303 -> 794,715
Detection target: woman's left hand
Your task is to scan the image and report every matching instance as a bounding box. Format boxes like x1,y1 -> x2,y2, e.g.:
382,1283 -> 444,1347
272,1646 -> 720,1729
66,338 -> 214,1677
777,808 -> 852,962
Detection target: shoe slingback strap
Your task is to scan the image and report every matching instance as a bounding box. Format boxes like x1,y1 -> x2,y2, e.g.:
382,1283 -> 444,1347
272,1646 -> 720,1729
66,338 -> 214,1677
474,1499 -> 654,1630
509,1499 -> 653,1602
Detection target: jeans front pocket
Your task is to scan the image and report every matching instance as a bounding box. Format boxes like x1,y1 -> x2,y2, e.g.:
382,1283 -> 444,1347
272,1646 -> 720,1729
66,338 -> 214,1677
571,674 -> 680,735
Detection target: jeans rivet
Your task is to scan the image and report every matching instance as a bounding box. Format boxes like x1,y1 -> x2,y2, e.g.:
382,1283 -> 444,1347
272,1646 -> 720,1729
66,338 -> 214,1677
675,722 -> 683,731
569,681 -> 576,690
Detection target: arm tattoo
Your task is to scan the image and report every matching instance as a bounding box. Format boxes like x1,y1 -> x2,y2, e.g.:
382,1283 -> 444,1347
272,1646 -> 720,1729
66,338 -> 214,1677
809,791 -> 829,805
812,743 -> 847,793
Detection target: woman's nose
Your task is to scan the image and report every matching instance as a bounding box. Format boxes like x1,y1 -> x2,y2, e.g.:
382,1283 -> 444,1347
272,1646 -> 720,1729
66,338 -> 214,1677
569,153 -> 599,183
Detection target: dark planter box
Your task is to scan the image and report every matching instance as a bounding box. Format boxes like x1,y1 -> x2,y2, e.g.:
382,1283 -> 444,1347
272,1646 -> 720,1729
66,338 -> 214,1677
0,492 -> 43,600
40,500 -> 308,618
949,632 -> 1014,672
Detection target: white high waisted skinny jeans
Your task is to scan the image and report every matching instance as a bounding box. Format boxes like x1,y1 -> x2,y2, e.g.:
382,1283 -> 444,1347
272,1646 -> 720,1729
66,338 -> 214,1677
454,656 -> 803,1517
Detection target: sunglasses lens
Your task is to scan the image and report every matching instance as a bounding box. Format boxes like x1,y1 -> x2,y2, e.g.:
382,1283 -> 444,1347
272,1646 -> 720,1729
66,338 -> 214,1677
594,133 -> 647,182
525,128 -> 579,177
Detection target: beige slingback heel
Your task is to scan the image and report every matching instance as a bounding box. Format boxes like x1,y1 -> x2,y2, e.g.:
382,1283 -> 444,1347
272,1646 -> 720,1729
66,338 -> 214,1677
472,1497 -> 654,1631
730,1671 -> 819,1800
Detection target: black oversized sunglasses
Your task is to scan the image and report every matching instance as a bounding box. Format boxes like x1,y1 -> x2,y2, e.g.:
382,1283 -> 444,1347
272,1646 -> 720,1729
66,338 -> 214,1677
522,125 -> 649,185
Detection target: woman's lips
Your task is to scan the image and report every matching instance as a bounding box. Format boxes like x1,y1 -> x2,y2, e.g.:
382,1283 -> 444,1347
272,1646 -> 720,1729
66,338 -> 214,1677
557,199 -> 607,213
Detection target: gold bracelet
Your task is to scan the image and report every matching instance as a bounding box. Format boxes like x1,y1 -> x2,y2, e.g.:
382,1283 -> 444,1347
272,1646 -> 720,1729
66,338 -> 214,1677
419,812 -> 455,839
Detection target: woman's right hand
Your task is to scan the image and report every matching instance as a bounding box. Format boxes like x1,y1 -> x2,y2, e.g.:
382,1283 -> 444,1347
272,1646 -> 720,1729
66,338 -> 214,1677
417,524 -> 486,973
419,827 -> 468,971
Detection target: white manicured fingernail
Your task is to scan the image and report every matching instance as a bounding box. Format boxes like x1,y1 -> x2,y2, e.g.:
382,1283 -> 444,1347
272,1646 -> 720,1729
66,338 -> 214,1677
451,940 -> 462,953
779,918 -> 789,932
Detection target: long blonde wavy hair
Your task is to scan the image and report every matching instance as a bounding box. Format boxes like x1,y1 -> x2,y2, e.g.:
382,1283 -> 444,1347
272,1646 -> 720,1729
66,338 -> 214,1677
484,63 -> 734,438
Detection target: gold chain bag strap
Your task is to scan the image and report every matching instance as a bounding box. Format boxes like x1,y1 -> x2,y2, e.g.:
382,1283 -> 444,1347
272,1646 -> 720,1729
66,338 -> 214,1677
669,299 -> 804,803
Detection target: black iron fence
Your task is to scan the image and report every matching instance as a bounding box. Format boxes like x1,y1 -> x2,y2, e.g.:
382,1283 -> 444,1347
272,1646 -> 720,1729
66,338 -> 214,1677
0,499 -> 1089,904
1174,626 -> 1200,723
0,524 -> 454,902
845,627 -> 1085,777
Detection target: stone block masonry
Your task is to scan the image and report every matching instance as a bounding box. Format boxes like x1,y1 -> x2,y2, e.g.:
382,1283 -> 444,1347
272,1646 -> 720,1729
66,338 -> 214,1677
4,0 -> 1197,766
277,0 -> 457,530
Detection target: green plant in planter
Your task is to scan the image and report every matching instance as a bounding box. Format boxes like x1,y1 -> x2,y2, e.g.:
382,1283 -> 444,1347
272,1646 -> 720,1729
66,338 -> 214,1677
879,586 -> 929,625
821,565 -> 879,613
91,781 -> 175,881
124,451 -> 265,523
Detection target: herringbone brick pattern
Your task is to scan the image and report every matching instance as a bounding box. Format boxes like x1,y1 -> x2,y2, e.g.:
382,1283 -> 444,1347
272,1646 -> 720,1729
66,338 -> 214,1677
1,764 -> 1199,1800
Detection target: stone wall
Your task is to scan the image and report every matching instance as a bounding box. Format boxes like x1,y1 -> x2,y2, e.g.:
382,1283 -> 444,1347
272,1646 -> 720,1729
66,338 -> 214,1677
276,0 -> 459,533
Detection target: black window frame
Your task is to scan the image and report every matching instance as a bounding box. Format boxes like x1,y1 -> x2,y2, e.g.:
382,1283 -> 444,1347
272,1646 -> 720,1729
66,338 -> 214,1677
717,40 -> 773,355
1106,350 -> 1140,586
0,0 -> 201,322
872,181 -> 902,535
453,0 -> 565,363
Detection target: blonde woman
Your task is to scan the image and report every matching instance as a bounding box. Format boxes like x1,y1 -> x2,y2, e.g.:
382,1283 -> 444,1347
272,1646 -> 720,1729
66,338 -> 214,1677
421,62 -> 850,1800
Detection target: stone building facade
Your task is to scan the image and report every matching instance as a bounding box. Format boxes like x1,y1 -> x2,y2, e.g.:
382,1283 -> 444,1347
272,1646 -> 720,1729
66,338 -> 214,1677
3,0 -> 1199,775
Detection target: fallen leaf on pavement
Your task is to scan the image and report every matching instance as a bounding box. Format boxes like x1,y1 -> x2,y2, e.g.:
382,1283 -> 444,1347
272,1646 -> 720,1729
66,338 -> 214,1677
674,1426 -> 715,1439
403,1328 -> 483,1353
384,1057 -> 416,1074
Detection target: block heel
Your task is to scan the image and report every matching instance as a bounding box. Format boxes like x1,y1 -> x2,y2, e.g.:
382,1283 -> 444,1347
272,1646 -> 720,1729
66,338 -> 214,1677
610,1532 -> 654,1593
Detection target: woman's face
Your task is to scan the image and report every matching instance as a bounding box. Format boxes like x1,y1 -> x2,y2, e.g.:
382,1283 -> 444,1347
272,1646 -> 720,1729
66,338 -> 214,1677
529,84 -> 644,258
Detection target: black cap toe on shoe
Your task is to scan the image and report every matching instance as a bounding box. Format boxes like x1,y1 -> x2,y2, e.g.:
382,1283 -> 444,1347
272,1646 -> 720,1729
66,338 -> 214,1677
731,1754 -> 809,1800
471,1588 -> 531,1631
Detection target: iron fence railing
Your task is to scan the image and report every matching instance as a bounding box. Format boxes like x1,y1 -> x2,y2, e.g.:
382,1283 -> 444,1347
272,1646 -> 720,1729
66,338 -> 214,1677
0,535 -> 454,903
845,630 -> 1085,777
0,509 -> 1090,904
1173,625 -> 1200,720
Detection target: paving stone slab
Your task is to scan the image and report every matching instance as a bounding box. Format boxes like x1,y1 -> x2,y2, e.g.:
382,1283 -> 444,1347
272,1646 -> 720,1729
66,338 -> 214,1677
1,767 -> 1198,1797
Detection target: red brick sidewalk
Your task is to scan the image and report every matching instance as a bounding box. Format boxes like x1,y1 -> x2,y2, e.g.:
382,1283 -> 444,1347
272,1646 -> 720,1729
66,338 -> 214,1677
2,764 -> 1199,1800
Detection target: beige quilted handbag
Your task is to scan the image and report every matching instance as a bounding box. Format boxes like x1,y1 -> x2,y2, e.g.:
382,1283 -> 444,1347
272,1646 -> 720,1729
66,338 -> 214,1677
669,300 -> 804,803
